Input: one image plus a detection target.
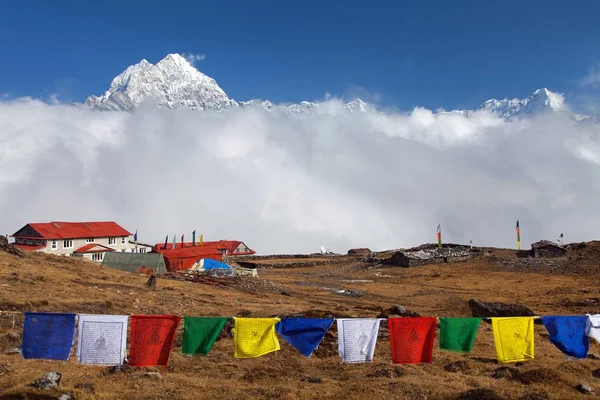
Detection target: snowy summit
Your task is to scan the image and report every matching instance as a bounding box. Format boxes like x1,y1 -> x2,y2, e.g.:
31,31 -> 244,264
85,54 -> 236,111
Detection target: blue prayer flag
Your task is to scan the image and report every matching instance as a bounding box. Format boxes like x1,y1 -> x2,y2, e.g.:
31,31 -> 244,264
542,316 -> 589,359
133,230 -> 138,241
22,312 -> 76,360
275,318 -> 334,357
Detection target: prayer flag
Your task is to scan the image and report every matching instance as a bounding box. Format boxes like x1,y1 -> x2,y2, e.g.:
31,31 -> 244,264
436,224 -> 442,248
542,316 -> 589,359
586,314 -> 600,343
133,230 -> 138,242
163,235 -> 168,250
200,233 -> 204,245
491,317 -> 535,363
439,317 -> 481,353
182,317 -> 227,356
172,235 -> 176,250
192,231 -> 196,246
276,318 -> 334,357
76,314 -> 128,365
233,318 -> 280,358
22,312 -> 76,360
181,234 -> 184,247
129,315 -> 181,367
388,317 -> 436,364
337,318 -> 382,363
516,220 -> 521,250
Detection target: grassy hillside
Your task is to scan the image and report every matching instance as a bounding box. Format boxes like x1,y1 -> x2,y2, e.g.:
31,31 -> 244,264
0,246 -> 599,399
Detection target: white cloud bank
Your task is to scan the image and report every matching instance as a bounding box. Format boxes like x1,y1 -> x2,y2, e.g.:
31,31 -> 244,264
2,98 -> 600,254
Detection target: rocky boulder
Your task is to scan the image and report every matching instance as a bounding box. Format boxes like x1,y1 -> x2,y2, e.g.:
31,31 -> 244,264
377,305 -> 421,318
468,299 -> 535,318
29,371 -> 62,390
0,235 -> 25,258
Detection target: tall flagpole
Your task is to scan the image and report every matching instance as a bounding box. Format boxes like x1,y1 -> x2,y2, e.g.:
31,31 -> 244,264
516,220 -> 521,250
436,224 -> 442,248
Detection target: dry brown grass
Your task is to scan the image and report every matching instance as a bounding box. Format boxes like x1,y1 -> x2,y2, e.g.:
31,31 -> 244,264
0,247 -> 599,399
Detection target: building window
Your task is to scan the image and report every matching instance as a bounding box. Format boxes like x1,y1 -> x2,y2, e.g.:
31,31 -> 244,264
51,240 -> 57,249
121,237 -> 126,245
91,253 -> 104,262
36,240 -> 43,245
108,238 -> 116,245
139,248 -> 146,253
27,240 -> 33,245
86,238 -> 95,243
63,240 -> 73,249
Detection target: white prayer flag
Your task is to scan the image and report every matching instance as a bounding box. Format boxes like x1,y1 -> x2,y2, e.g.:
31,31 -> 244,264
76,314 -> 128,365
337,318 -> 382,363
586,314 -> 600,343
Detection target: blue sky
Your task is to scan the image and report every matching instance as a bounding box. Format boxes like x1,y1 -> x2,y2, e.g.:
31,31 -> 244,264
2,0 -> 600,111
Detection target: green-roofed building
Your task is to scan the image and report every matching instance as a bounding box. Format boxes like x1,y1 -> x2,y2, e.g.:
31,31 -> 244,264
102,252 -> 166,274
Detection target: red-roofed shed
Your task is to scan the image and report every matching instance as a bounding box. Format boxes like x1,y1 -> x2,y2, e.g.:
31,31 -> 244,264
152,240 -> 255,272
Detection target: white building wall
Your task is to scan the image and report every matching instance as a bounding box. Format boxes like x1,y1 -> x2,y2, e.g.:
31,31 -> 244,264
28,236 -> 134,256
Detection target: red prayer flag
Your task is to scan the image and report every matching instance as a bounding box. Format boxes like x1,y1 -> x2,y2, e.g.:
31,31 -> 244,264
389,317 -> 436,364
129,315 -> 181,367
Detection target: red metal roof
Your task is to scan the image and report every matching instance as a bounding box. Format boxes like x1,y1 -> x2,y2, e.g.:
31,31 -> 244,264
153,240 -> 255,255
73,243 -> 116,254
12,243 -> 46,252
155,246 -> 223,272
12,222 -> 131,240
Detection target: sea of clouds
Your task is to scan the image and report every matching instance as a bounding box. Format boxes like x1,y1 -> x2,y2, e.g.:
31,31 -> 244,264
2,97 -> 600,254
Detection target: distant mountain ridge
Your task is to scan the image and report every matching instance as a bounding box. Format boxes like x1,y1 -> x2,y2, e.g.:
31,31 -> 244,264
84,53 -> 573,119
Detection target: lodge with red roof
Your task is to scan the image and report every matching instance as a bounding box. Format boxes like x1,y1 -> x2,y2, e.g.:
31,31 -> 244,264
152,240 -> 255,271
10,221 -> 150,262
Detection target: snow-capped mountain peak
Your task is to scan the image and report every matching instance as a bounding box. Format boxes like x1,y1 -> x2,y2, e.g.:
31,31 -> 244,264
478,88 -> 566,118
85,53 -> 234,111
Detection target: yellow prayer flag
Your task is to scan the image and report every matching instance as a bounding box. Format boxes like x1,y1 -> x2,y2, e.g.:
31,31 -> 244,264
200,234 -> 203,245
491,317 -> 535,363
233,317 -> 280,358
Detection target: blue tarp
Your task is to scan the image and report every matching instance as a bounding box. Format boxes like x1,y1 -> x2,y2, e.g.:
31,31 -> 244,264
22,312 -> 76,360
200,258 -> 232,270
542,316 -> 589,359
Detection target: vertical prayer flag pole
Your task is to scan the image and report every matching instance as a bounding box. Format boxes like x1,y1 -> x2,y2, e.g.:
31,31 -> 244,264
192,230 -> 196,246
163,235 -> 168,250
200,233 -> 204,245
134,230 -> 138,253
436,224 -> 442,248
172,235 -> 176,250
181,234 -> 184,248
516,220 -> 521,250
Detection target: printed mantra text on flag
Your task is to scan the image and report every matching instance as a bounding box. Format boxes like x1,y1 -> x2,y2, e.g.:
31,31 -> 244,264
129,315 -> 181,367
22,312 -> 76,360
388,317 -> 436,364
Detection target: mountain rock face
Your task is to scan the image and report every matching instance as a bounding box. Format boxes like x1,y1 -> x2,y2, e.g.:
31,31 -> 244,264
85,53 -> 569,119
85,54 -> 236,111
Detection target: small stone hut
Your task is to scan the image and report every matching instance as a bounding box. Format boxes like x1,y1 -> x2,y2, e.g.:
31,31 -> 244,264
531,240 -> 567,258
347,248 -> 372,256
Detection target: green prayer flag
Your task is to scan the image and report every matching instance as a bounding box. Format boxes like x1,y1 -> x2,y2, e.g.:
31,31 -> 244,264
182,317 -> 228,356
439,317 -> 481,353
